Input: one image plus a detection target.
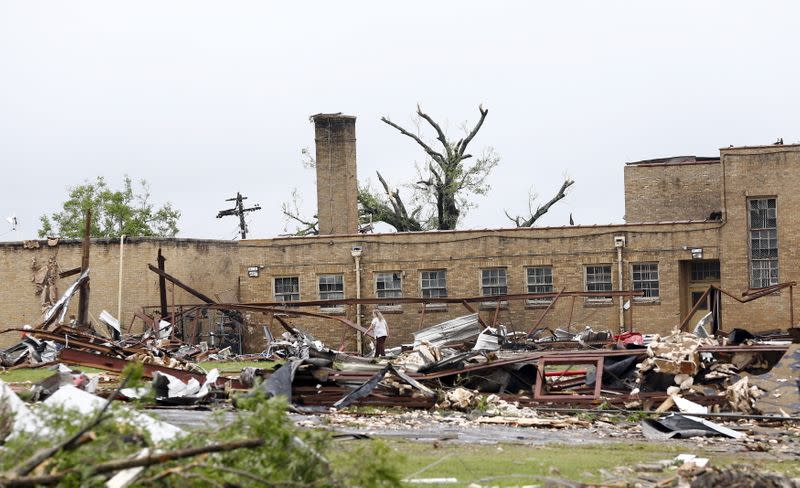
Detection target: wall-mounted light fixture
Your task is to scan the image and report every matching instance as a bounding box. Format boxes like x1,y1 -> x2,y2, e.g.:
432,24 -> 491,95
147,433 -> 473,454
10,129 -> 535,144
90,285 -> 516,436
247,266 -> 260,277
691,248 -> 704,260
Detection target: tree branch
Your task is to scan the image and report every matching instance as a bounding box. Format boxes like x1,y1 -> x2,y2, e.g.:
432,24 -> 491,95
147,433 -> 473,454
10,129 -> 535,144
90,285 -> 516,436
2,439 -> 265,487
416,104 -> 453,162
457,105 -> 488,158
506,179 -> 575,227
380,116 -> 445,165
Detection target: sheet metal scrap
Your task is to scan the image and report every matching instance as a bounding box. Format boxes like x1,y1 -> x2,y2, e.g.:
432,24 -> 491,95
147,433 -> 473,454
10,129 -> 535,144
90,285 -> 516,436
412,313 -> 482,348
332,364 -> 435,409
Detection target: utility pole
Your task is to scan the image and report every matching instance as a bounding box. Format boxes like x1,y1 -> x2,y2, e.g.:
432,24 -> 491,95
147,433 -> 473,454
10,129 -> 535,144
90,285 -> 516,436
216,192 -> 261,239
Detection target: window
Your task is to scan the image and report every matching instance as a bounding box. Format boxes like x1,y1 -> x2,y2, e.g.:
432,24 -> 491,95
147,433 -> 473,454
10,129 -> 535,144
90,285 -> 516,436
375,272 -> 402,299
585,265 -> 612,302
318,274 -> 344,301
421,270 -> 447,298
632,263 -> 659,300
749,198 -> 778,288
481,268 -> 508,296
274,277 -> 299,302
690,261 -> 720,281
526,267 -> 553,306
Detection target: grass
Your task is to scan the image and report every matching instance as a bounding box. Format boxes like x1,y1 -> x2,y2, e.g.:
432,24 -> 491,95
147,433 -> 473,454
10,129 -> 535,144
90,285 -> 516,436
1,360 -> 275,384
333,440 -> 800,487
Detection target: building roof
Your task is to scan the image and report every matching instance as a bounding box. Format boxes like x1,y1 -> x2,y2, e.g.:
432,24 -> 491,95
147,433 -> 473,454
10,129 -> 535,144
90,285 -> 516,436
625,155 -> 720,167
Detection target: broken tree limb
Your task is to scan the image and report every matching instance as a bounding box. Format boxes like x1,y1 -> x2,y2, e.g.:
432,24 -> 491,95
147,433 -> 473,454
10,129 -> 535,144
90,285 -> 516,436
505,179 -> 575,227
12,374 -> 130,477
1,438 -> 265,487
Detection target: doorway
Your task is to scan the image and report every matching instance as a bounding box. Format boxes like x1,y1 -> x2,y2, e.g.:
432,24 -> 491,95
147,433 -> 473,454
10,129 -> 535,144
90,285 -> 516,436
679,260 -> 721,328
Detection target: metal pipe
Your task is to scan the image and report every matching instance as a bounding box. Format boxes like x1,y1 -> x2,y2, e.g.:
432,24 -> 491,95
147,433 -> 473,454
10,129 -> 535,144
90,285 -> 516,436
353,252 -> 363,354
617,246 -> 624,333
117,235 -> 125,323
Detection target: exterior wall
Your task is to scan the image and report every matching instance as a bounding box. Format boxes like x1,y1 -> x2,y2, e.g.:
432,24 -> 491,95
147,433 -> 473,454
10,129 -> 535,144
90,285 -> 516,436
624,160 -> 721,223
0,238 -> 239,349
313,114 -> 359,235
717,145 -> 800,330
240,223 -> 722,350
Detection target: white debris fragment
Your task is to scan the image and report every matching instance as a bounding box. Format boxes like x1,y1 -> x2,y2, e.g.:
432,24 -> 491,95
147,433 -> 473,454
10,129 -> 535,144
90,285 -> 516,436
44,385 -> 183,443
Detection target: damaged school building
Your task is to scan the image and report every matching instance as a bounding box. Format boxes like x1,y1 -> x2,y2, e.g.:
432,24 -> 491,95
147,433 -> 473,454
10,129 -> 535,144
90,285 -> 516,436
0,114 -> 798,352
2,114 -> 799,487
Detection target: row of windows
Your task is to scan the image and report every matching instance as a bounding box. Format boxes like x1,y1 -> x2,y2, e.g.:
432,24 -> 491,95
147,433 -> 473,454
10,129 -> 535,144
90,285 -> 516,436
271,263 -> 661,303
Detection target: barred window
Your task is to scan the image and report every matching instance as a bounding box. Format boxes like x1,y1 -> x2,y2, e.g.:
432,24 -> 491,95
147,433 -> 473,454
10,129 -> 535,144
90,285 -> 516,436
318,274 -> 344,301
274,277 -> 300,302
375,272 -> 402,299
421,270 -> 447,298
749,198 -> 778,288
585,265 -> 612,301
481,268 -> 508,296
690,261 -> 720,281
632,263 -> 659,299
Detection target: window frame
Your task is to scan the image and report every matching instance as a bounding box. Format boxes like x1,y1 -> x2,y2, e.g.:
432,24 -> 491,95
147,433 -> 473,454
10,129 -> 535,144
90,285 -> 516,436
584,264 -> 613,303
748,197 -> 779,289
375,271 -> 403,311
480,267 -> 508,308
274,276 -> 300,302
631,262 -> 660,301
420,269 -> 448,310
318,274 -> 345,311
480,267 -> 508,297
525,266 -> 554,306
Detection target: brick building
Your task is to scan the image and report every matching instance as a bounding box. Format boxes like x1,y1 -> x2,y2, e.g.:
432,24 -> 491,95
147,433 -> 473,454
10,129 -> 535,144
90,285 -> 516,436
240,116 -> 798,349
1,113 -> 797,353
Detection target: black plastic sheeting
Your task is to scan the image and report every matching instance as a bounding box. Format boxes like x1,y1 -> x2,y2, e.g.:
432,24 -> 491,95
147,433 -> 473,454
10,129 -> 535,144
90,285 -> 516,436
641,414 -> 742,440
585,354 -> 640,389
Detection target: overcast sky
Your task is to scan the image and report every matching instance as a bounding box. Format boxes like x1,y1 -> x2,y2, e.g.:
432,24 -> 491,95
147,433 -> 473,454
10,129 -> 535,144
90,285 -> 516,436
1,1 -> 798,241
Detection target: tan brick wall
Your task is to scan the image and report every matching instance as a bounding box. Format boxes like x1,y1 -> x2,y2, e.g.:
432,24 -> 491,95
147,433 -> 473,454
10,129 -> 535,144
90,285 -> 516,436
0,238 -> 239,349
717,145 -> 800,330
239,223 -> 722,350
624,160 -> 722,222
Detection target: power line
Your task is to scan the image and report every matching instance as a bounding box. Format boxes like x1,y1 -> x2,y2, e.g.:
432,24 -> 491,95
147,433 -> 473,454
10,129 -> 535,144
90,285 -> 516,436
216,192 -> 261,239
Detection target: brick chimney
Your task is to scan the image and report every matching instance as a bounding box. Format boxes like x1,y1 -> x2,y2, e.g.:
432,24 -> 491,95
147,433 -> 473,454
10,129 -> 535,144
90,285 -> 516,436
311,113 -> 359,235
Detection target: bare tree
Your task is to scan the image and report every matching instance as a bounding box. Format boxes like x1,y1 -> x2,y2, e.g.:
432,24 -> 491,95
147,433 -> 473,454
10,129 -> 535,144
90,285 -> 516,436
380,104 -> 498,230
504,179 -> 575,227
281,189 -> 319,236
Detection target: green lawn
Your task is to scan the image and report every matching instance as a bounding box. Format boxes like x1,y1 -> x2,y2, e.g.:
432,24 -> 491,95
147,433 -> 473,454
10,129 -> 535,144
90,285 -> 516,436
332,440 -> 800,487
1,360 -> 276,384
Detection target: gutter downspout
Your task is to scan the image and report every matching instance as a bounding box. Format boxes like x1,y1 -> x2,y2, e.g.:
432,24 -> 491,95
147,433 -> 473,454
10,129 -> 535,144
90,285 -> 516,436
615,238 -> 625,334
352,249 -> 363,354
117,235 -> 125,322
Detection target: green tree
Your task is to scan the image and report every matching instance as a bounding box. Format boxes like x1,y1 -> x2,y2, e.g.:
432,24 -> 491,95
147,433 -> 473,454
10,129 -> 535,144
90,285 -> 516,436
39,176 -> 180,238
378,104 -> 498,230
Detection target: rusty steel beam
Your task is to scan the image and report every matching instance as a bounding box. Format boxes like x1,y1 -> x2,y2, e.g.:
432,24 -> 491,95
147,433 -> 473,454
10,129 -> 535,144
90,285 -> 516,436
147,264 -> 216,304
157,248 -> 168,317
239,290 -> 646,309
527,287 -> 565,337
58,267 -> 82,279
58,348 -> 243,388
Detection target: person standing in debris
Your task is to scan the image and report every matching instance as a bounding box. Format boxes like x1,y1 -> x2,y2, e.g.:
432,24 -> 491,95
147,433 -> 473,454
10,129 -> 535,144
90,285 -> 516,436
367,310 -> 389,356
